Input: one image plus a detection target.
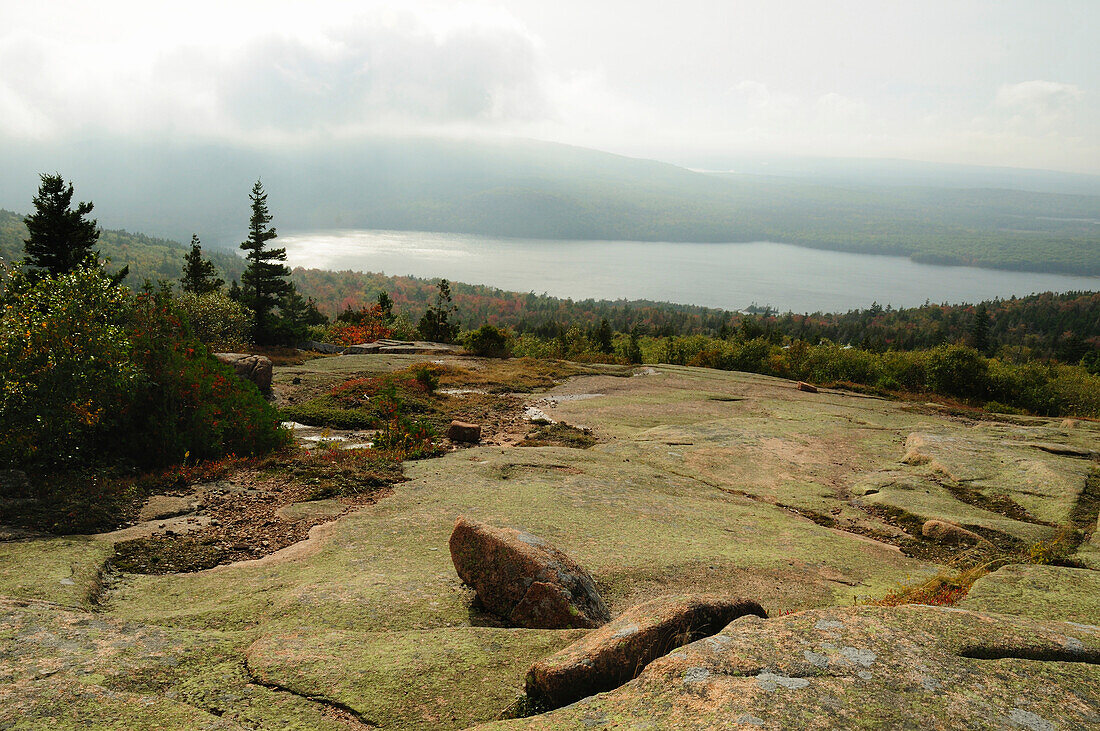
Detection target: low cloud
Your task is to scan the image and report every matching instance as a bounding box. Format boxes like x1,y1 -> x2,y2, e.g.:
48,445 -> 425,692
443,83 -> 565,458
996,80 -> 1083,117
0,11 -> 557,142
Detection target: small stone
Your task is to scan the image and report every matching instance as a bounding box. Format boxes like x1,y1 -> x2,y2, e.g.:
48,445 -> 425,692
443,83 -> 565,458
447,420 -> 482,444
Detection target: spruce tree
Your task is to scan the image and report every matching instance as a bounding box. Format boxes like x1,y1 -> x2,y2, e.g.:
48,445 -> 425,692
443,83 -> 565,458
972,303 -> 990,355
23,173 -> 100,276
417,279 -> 459,343
239,180 -> 291,343
596,318 -> 613,354
377,291 -> 394,323
180,235 -> 224,294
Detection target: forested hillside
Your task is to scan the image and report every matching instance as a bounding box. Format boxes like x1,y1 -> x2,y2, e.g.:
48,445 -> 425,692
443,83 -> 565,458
0,209 -> 244,286
2,137 -> 1097,274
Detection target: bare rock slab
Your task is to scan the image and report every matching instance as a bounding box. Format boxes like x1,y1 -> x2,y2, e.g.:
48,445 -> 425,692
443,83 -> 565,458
449,516 -> 610,629
213,352 -> 273,393
527,594 -> 767,710
491,604 -> 1100,730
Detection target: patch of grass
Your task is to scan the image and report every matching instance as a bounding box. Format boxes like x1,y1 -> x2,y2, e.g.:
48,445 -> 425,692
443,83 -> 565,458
871,565 -> 992,607
270,448 -> 407,498
438,358 -> 629,394
1026,525 -> 1083,566
280,370 -> 438,429
519,422 -> 598,449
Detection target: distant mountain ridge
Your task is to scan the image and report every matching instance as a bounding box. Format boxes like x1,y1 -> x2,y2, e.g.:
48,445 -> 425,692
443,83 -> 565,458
0,136 -> 1098,274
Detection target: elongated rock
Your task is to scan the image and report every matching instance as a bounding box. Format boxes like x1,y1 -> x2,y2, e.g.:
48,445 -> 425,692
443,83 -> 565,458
449,517 -> 610,629
527,594 -> 767,710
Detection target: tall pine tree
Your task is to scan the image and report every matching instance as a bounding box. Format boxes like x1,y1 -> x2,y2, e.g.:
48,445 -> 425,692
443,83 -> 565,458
180,235 -> 224,294
23,173 -> 100,276
239,180 -> 291,343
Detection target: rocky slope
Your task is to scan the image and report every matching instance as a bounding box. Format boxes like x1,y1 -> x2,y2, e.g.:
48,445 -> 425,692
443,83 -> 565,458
0,357 -> 1097,729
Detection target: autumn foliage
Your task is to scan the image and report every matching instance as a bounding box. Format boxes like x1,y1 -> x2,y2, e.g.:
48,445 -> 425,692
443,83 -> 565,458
0,265 -> 287,472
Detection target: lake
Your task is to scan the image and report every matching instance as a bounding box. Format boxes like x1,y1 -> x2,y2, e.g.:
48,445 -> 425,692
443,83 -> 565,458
280,229 -> 1099,314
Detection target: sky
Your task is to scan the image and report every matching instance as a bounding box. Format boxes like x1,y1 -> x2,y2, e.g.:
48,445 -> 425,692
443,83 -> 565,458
1,0 -> 1098,173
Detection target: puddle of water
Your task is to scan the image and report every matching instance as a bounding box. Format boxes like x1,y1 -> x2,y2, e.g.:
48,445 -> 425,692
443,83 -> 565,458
539,393 -> 604,405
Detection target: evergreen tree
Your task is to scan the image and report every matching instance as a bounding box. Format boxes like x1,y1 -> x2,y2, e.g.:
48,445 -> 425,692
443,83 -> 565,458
377,291 -> 394,323
239,180 -> 291,343
625,325 -> 643,364
417,279 -> 459,343
971,303 -> 990,354
596,318 -> 613,354
228,280 -> 242,301
180,235 -> 224,294
23,173 -> 100,276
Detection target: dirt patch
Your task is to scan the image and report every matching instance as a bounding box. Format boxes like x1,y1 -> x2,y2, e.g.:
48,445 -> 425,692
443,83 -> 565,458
111,452 -> 400,574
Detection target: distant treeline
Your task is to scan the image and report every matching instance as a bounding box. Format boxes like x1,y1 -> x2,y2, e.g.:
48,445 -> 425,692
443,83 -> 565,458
289,267 -> 1098,364
3,207 -> 1096,364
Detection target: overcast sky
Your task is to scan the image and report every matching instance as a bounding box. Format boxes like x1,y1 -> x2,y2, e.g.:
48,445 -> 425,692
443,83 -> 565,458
2,0 -> 1097,173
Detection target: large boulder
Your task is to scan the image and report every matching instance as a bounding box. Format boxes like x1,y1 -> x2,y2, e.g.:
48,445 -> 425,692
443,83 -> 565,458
527,594 -> 767,710
490,604 -> 1100,730
213,352 -> 273,394
449,517 -> 610,629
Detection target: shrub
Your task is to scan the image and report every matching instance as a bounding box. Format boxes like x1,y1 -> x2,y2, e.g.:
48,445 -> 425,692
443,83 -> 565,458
175,290 -> 251,350
0,265 -> 139,468
0,266 -> 287,473
373,414 -> 443,460
463,324 -> 514,358
926,345 -> 988,399
327,306 -> 392,345
411,364 -> 440,394
122,289 -> 289,467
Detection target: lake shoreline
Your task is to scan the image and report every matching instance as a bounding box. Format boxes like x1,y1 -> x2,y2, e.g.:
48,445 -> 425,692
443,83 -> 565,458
281,229 -> 1099,314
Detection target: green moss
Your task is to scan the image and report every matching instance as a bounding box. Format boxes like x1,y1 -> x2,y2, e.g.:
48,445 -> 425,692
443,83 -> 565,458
961,563 -> 1100,625
0,538 -> 113,607
248,626 -> 586,729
